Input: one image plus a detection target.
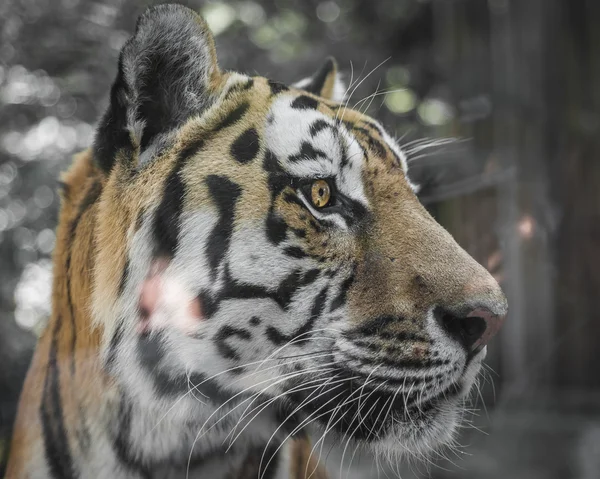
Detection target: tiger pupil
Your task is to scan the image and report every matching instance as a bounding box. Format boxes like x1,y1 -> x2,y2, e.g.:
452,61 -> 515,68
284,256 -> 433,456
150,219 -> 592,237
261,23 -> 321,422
311,179 -> 331,208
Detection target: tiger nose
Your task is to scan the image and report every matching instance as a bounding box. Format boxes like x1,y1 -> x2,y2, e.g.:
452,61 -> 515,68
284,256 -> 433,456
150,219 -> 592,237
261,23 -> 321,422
435,300 -> 507,355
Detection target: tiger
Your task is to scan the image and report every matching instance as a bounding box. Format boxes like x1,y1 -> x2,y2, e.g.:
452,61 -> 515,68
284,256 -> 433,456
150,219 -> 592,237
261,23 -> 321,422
6,4 -> 507,479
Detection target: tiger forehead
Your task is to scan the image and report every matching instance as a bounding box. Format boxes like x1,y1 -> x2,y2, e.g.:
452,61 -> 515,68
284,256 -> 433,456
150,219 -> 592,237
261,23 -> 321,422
264,92 -> 407,172
215,74 -> 406,171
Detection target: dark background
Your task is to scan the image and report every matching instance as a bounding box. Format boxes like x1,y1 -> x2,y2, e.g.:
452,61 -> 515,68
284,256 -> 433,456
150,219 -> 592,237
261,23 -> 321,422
1,0 -> 599,477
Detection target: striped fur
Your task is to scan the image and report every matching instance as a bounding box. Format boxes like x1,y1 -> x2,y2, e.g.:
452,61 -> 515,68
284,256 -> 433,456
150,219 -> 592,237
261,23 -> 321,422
7,5 -> 506,478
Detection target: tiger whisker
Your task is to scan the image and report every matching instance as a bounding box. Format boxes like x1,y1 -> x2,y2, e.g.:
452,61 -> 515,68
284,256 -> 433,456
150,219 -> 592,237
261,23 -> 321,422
263,380 -> 368,479
151,349 -> 334,434
225,367 -> 344,450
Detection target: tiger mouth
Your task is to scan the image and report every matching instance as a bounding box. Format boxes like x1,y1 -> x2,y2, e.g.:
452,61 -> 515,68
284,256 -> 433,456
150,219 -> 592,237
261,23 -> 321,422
280,364 -> 468,443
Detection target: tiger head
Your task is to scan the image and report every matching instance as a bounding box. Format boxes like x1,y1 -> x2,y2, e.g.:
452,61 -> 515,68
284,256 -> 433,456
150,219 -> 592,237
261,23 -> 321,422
92,4 -> 507,464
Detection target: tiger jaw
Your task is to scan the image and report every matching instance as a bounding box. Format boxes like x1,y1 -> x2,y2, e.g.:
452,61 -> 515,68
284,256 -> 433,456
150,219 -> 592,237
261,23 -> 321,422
265,340 -> 485,455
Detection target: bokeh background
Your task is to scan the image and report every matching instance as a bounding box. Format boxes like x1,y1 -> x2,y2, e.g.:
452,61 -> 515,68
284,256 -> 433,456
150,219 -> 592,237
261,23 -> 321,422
1,0 -> 599,477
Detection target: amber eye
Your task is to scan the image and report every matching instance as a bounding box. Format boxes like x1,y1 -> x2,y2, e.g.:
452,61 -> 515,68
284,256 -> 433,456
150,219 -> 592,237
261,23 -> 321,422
310,179 -> 332,208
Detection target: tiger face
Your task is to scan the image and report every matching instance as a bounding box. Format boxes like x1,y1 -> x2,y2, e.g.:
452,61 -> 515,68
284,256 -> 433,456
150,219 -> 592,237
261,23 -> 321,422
92,4 -> 507,465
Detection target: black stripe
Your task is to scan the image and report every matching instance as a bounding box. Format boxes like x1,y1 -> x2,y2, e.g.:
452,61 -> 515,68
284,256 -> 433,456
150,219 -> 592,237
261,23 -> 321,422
66,181 -> 102,376
200,265 -> 321,320
118,258 -> 130,295
268,80 -> 288,95
223,78 -> 254,100
329,270 -> 355,312
266,286 -> 328,346
213,325 -> 252,362
265,209 -> 288,245
310,119 -> 333,137
112,393 -> 234,474
283,246 -> 307,259
152,145 -> 198,257
112,395 -> 152,478
289,141 -> 328,163
40,319 -> 77,479
105,321 -> 125,371
216,102 -> 249,130
344,350 -> 449,370
204,175 -> 242,279
290,95 -> 319,110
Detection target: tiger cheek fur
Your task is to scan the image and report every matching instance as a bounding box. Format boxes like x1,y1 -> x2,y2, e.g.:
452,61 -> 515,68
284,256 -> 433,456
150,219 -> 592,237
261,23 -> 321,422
7,4 -> 507,479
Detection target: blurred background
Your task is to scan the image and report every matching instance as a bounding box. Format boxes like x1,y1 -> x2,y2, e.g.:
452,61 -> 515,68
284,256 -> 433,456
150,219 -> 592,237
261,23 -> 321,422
0,0 -> 599,477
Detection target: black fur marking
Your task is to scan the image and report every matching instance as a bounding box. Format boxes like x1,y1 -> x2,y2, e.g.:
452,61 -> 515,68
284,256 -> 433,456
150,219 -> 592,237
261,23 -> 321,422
137,332 -> 236,400
118,258 -> 130,295
205,175 -> 243,279
368,137 -> 387,158
344,350 -> 447,370
291,95 -> 319,110
282,191 -> 305,209
265,209 -> 288,245
152,154 -> 189,257
283,365 -> 396,442
230,128 -> 260,164
217,102 -> 249,130
266,286 -> 328,346
218,266 -> 320,314
299,57 -> 336,96
249,316 -> 261,326
283,246 -> 307,259
263,149 -> 281,174
112,392 -> 236,474
214,325 -> 252,361
224,78 -> 255,100
178,137 -> 205,163
194,266 -> 322,328
197,290 -> 219,319
303,269 -> 320,285
325,193 -> 370,230
290,227 -> 306,238
105,321 -> 125,371
289,141 -> 328,163
112,395 -> 151,478
351,315 -> 404,335
268,80 -> 289,95
137,332 -> 165,372
329,271 -> 355,312
40,318 -> 77,479
66,180 -> 101,376
310,119 -> 333,137
263,150 -> 290,199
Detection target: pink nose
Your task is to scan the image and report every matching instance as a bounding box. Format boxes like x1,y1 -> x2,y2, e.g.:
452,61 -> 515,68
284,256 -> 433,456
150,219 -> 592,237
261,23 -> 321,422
436,304 -> 507,355
466,307 -> 507,353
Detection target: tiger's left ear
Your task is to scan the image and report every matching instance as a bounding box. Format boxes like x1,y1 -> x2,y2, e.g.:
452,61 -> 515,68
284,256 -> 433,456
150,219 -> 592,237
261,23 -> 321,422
292,57 -> 345,102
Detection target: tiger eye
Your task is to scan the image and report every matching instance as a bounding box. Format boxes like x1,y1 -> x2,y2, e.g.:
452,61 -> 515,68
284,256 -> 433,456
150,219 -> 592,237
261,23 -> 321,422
310,179 -> 332,208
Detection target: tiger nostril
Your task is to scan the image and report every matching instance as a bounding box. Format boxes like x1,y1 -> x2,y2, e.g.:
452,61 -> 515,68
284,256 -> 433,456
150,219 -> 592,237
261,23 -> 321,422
435,306 -> 504,355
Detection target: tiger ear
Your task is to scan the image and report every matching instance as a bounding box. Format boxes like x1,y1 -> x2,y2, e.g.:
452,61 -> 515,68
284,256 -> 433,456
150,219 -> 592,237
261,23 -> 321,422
292,57 -> 345,102
93,4 -> 221,173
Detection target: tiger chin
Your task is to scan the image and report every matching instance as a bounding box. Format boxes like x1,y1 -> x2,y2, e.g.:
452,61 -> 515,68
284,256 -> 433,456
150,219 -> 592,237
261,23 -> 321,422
7,4 -> 507,479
